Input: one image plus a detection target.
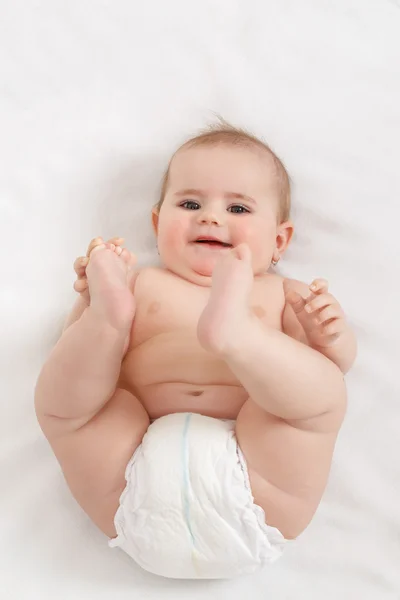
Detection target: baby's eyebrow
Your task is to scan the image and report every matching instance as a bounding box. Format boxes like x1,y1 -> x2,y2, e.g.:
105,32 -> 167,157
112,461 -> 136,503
225,192 -> 257,206
174,189 -> 256,205
174,188 -> 206,198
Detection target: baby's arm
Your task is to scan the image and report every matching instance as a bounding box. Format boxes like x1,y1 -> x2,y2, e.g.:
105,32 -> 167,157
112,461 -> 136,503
282,279 -> 357,373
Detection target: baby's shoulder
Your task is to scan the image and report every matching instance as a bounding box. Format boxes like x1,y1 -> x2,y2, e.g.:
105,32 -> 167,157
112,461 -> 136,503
255,273 -> 310,308
259,271 -> 309,291
256,271 -> 285,293
253,272 -> 286,311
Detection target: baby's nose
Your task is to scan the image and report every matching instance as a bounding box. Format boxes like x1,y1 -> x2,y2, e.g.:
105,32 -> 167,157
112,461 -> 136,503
198,209 -> 223,226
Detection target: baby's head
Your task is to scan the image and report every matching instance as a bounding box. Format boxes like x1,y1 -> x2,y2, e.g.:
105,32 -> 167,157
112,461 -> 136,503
152,121 -> 294,285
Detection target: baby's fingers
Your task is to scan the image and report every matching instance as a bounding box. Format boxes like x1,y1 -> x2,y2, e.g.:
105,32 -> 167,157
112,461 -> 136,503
309,278 -> 329,294
73,278 -> 88,293
305,293 -> 336,314
73,256 -> 89,277
284,288 -> 306,314
321,318 -> 347,339
315,304 -> 345,325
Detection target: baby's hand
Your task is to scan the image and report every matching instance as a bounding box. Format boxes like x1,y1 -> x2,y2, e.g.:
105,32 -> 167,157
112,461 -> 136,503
283,278 -> 347,349
73,237 -> 135,303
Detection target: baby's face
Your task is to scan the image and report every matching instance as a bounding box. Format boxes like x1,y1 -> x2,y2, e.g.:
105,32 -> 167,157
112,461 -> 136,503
155,145 -> 288,285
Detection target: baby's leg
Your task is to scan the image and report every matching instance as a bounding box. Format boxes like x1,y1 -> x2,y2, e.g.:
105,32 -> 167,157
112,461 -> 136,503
235,398 -> 344,539
208,322 -> 345,539
36,246 -> 134,426
35,246 -> 149,536
215,320 -> 346,538
198,247 -> 347,538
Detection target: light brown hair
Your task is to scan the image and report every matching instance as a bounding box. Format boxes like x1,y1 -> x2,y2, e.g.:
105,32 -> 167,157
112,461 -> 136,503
155,119 -> 291,223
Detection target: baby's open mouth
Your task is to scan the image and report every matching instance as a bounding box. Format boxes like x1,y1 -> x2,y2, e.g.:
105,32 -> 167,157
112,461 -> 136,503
194,238 -> 232,247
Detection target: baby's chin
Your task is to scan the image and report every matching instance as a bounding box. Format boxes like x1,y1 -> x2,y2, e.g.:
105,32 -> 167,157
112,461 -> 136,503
183,264 -> 214,287
163,257 -> 214,287
187,255 -> 219,279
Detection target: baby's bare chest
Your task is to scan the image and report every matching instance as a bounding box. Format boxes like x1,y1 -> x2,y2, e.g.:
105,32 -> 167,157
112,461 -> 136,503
131,268 -> 284,347
119,268 -> 285,409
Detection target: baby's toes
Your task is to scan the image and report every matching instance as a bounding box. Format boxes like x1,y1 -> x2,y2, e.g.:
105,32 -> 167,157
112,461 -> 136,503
89,242 -> 122,258
86,237 -> 104,257
89,242 -> 107,256
106,236 -> 124,247
119,248 -> 136,267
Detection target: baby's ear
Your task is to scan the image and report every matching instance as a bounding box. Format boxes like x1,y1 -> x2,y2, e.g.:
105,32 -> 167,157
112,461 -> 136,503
151,207 -> 159,235
276,221 -> 294,254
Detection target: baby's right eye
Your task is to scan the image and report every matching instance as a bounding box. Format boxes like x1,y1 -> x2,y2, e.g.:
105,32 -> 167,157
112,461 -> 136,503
180,200 -> 200,210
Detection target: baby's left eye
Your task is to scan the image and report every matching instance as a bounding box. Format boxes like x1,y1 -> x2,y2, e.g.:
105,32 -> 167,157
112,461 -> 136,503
228,205 -> 250,214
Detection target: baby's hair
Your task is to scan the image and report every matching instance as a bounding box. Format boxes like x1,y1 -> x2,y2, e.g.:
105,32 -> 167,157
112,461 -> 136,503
156,117 -> 291,223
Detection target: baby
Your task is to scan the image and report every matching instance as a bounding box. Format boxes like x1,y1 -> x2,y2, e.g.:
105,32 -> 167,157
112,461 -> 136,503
35,123 -> 357,579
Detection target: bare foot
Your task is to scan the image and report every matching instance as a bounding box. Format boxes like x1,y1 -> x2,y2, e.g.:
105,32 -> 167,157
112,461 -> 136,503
197,244 -> 254,356
86,242 -> 136,331
73,237 -> 135,303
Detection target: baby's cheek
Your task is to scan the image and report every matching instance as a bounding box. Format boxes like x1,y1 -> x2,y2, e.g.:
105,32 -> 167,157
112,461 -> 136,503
159,218 -> 186,252
235,222 -> 272,262
233,222 -> 260,248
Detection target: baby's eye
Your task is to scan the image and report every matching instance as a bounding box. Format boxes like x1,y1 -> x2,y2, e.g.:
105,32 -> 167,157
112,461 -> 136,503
180,200 -> 200,210
228,204 -> 250,214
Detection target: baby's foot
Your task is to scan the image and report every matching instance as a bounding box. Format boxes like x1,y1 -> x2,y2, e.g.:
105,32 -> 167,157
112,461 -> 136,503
73,237 -> 127,299
197,244 -> 254,356
86,241 -> 137,331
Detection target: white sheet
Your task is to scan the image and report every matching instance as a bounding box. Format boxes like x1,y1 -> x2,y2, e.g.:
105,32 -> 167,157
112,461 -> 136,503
1,1 -> 399,598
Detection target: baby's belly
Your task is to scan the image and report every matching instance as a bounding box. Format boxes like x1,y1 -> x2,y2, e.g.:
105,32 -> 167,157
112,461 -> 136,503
138,382 -> 248,420
119,330 -> 248,420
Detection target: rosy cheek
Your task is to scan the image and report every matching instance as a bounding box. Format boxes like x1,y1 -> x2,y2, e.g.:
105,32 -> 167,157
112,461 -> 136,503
158,216 -> 187,250
231,220 -> 255,244
231,220 -> 269,257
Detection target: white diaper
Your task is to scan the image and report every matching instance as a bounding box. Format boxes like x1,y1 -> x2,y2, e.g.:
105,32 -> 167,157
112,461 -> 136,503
109,413 -> 287,579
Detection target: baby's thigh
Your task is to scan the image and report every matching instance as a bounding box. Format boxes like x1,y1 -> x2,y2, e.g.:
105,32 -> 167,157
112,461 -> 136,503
235,399 -> 340,539
48,388 -> 150,538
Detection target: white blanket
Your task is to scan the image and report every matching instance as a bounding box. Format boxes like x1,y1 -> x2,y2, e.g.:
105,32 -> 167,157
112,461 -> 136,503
1,1 -> 399,598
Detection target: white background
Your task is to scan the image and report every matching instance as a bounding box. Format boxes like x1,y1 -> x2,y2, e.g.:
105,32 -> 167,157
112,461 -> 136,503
1,1 -> 399,598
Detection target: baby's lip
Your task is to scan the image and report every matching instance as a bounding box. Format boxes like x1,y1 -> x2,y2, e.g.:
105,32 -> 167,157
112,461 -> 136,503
193,236 -> 232,247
